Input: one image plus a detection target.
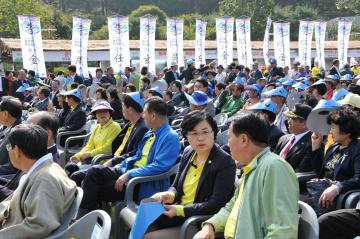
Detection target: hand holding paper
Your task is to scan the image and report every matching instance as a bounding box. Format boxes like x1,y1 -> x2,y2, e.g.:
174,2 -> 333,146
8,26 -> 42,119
151,191 -> 175,204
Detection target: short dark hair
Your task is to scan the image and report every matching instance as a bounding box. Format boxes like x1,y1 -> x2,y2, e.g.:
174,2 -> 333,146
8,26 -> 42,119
28,70 -> 35,77
30,112 -> 59,140
95,87 -> 108,100
57,70 -> 64,76
312,83 -> 327,96
52,79 -> 60,86
234,83 -> 245,92
8,124 -> 48,160
39,86 -> 51,97
0,96 -> 22,119
141,77 -> 151,85
144,96 -> 167,117
230,112 -> 270,146
125,83 -> 137,92
327,108 -> 360,140
96,68 -> 103,74
107,87 -> 119,100
122,94 -> 143,113
216,82 -> 226,90
196,78 -> 208,88
68,65 -> 77,73
165,90 -> 173,99
172,81 -> 182,91
181,110 -> 218,140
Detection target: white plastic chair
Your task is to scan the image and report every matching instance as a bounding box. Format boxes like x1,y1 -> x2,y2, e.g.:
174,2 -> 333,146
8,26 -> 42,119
298,201 -> 319,239
45,187 -> 83,239
52,210 -> 111,239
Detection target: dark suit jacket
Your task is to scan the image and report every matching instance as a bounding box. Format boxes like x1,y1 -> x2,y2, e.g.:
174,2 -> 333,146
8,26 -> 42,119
275,131 -> 313,172
11,79 -> 28,101
111,118 -> 148,165
0,77 -> 9,97
328,66 -> 340,76
179,67 -> 195,84
50,90 -> 60,109
165,71 -> 179,86
269,124 -> 284,152
312,140 -> 360,193
169,144 -> 236,217
74,74 -> 84,85
58,103 -> 86,133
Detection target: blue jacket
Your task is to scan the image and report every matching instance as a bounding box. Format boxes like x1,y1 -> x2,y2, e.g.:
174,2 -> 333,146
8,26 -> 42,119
118,122 -> 180,200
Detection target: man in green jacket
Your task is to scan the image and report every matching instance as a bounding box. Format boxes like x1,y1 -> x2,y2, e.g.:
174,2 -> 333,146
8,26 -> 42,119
220,83 -> 244,117
194,112 -> 299,239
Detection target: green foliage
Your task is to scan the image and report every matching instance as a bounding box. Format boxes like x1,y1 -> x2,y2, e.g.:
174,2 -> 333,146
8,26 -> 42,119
336,0 -> 360,14
272,5 -> 319,41
128,5 -> 168,40
219,0 -> 275,40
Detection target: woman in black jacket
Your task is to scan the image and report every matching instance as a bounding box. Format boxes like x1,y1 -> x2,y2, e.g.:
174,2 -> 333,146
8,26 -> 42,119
145,110 -> 236,238
311,107 -> 360,208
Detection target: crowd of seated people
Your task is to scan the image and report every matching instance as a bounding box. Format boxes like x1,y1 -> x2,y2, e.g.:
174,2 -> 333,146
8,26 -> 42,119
0,57 -> 359,238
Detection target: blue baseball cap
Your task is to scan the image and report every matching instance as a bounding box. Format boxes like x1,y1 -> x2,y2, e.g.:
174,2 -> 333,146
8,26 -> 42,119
245,84 -> 261,95
282,80 -> 296,86
16,83 -> 30,93
325,74 -> 340,81
248,99 -> 276,115
149,87 -> 163,98
186,59 -> 194,65
295,77 -> 307,82
184,91 -> 210,106
268,87 -> 288,98
278,77 -> 287,84
126,92 -> 144,108
63,89 -> 82,100
233,77 -> 247,84
311,79 -> 326,87
341,74 -> 353,81
293,81 -> 309,91
269,58 -> 277,64
332,88 -> 349,101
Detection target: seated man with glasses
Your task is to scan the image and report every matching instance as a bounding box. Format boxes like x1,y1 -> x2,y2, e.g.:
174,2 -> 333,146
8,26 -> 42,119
0,124 -> 76,238
144,110 -> 236,238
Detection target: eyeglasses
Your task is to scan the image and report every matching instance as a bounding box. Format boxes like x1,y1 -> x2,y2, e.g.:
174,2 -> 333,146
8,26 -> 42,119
187,130 -> 213,139
6,143 -> 12,151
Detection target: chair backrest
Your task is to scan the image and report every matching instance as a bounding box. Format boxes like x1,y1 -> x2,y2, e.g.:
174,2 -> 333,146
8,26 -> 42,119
45,187 -> 84,239
214,113 -> 228,128
56,210 -> 111,239
215,130 -> 228,146
344,192 -> 360,209
298,201 -> 319,239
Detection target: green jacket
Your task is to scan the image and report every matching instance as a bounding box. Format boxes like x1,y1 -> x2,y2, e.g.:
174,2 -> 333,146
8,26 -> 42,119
220,96 -> 243,117
206,148 -> 299,239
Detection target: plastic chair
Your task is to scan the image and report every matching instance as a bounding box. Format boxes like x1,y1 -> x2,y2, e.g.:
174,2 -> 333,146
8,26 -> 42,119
215,130 -> 228,146
116,163 -> 180,239
298,201 -> 319,239
336,190 -> 360,209
50,210 -> 111,239
344,191 -> 360,209
92,154 -> 113,165
213,113 -> 228,131
45,187 -> 83,239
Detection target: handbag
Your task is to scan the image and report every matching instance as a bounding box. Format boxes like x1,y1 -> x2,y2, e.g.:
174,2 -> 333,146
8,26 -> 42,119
306,178 -> 337,216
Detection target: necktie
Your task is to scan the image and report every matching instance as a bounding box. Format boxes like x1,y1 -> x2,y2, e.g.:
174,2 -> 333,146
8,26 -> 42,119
281,136 -> 295,158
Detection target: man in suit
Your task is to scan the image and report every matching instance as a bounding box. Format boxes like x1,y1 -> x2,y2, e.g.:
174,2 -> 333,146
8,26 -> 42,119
64,65 -> 83,90
58,89 -> 87,146
49,79 -> 60,109
275,103 -> 313,172
0,74 -> 8,99
78,97 -> 180,216
0,124 -> 76,238
11,70 -> 28,101
70,92 -> 148,186
165,62 -> 180,86
33,86 -> 50,111
328,59 -> 341,76
0,97 -> 23,176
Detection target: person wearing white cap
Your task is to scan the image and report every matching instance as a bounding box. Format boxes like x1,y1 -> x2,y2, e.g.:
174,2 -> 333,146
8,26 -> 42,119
165,61 -> 179,86
65,100 -> 122,176
290,61 -> 300,80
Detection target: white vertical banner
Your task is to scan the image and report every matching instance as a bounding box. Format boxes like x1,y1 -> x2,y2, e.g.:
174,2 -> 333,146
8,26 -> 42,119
236,17 -> 253,67
195,19 -> 207,68
298,20 -> 314,67
216,17 -> 234,67
314,21 -> 327,69
273,22 -> 291,68
71,17 -> 91,78
338,19 -> 352,68
17,16 -> 46,78
167,18 -> 184,68
108,16 -> 130,73
263,17 -> 272,66
140,17 -> 156,74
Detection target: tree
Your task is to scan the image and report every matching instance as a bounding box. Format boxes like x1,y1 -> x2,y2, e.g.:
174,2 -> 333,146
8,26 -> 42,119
128,5 -> 168,40
336,0 -> 360,14
219,0 -> 275,41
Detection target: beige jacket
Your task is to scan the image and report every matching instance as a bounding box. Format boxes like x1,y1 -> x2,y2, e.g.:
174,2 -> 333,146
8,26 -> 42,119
0,159 -> 76,238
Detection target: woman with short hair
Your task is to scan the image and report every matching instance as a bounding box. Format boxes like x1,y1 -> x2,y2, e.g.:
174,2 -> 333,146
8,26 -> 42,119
144,110 -> 236,239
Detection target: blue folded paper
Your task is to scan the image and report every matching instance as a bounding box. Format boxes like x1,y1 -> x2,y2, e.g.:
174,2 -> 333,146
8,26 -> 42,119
129,199 -> 165,239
